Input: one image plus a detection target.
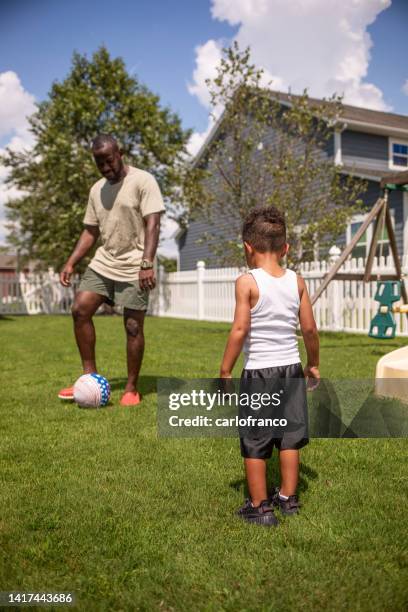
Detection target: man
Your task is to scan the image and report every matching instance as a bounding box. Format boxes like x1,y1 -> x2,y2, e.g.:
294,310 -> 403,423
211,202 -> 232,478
59,134 -> 165,406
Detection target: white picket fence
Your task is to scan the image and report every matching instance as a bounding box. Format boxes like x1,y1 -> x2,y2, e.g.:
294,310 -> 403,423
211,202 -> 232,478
2,251 -> 408,336
149,248 -> 408,336
0,269 -> 81,315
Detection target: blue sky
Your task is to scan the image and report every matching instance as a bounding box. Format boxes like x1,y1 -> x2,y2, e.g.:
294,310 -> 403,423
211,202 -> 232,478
0,0 -> 407,143
365,0 -> 408,114
0,0 -> 235,142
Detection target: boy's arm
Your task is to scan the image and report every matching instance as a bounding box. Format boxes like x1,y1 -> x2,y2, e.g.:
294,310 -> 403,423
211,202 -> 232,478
220,275 -> 252,378
297,275 -> 320,382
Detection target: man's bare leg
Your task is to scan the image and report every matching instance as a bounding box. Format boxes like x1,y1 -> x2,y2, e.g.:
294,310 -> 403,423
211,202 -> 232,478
71,291 -> 106,373
123,308 -> 145,393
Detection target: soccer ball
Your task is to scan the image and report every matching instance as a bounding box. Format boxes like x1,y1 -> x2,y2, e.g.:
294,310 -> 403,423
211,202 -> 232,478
73,373 -> 111,408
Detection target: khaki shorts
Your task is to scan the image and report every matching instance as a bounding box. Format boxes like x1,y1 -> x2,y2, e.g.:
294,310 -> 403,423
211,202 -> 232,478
78,266 -> 149,311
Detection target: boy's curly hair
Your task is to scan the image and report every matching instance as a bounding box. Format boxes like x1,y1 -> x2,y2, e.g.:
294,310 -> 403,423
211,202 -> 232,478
242,206 -> 286,253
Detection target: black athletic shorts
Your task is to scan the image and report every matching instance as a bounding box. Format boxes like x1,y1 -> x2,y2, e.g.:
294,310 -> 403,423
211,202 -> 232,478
239,362 -> 309,459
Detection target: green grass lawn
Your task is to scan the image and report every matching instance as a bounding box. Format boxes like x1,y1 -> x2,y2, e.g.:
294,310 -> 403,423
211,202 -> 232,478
0,315 -> 407,611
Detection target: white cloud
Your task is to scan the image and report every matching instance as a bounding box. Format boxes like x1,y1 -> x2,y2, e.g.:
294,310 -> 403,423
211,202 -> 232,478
403,80 -> 408,96
186,39 -> 229,156
188,40 -> 223,109
0,71 -> 35,142
188,0 -> 392,149
0,71 -> 35,246
158,215 -> 180,260
186,117 -> 216,157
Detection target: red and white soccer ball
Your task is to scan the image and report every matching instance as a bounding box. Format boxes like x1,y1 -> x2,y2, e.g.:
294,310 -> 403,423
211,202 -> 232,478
73,373 -> 111,408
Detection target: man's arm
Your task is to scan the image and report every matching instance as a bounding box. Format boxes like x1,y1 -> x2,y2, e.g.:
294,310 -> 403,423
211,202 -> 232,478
139,212 -> 162,291
60,225 -> 100,287
219,275 -> 252,378
297,275 -> 320,385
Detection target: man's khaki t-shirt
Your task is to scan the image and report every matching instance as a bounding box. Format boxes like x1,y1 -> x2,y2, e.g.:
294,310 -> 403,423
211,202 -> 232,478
83,166 -> 165,281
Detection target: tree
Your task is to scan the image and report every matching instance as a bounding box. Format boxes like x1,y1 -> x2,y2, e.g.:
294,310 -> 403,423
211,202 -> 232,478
157,254 -> 177,273
1,46 -> 190,270
184,42 -> 366,269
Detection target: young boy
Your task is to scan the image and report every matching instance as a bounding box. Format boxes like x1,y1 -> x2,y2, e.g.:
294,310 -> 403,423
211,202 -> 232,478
220,206 -> 320,527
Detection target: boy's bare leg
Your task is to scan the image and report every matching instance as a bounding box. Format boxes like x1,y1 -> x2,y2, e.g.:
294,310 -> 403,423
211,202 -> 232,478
244,458 -> 268,507
71,291 -> 106,373
123,308 -> 145,393
278,449 -> 299,497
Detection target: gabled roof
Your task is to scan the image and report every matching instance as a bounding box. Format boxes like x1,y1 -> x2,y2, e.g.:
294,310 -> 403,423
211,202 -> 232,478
272,91 -> 408,133
193,90 -> 408,167
0,253 -> 18,269
0,252 -> 36,271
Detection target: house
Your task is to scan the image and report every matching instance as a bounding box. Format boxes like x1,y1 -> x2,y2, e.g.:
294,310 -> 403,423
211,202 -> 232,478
176,92 -> 408,270
0,252 -> 32,276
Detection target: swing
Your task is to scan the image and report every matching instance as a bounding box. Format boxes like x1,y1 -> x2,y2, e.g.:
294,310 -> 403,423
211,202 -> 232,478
311,169 -> 408,338
369,203 -> 397,339
369,280 -> 401,339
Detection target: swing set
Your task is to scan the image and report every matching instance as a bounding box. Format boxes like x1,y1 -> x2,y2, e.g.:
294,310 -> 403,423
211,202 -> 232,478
311,169 -> 408,339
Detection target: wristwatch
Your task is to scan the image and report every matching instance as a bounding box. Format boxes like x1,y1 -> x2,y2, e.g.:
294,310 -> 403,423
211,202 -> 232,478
140,259 -> 154,270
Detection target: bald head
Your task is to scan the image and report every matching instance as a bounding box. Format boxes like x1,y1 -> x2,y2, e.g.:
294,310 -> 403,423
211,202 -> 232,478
91,134 -> 125,183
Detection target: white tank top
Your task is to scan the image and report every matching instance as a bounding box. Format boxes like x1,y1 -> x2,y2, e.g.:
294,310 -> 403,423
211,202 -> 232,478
243,267 -> 301,369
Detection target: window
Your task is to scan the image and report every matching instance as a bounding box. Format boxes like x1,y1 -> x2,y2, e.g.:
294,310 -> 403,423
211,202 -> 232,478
346,213 -> 394,260
350,221 -> 368,260
374,222 -> 390,259
390,140 -> 408,169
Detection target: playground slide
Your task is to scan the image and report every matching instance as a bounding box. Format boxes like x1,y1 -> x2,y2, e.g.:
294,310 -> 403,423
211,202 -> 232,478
375,346 -> 408,404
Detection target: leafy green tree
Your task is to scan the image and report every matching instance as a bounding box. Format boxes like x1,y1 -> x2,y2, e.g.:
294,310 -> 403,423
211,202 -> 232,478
2,46 -> 190,270
157,254 -> 177,273
184,42 -> 366,269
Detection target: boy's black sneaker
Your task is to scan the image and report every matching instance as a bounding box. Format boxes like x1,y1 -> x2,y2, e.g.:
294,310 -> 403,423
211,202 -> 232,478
236,499 -> 279,527
270,487 -> 300,515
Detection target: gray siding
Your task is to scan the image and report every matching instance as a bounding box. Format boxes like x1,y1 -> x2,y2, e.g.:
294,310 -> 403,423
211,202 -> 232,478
178,216 -> 240,270
342,130 -> 388,161
325,134 -> 335,157
179,122 -> 334,270
180,178 -> 404,270
179,120 -> 404,270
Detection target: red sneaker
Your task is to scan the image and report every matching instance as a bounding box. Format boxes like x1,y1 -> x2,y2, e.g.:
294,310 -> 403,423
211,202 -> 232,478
58,386 -> 74,400
120,391 -> 142,406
